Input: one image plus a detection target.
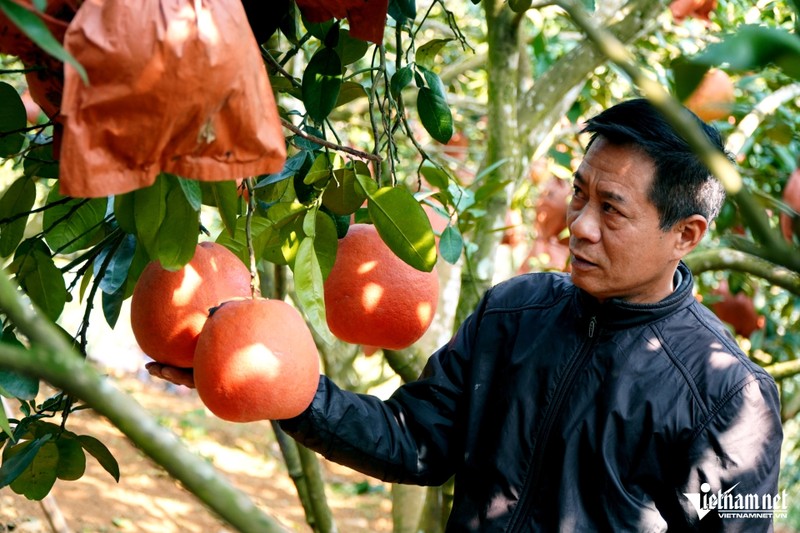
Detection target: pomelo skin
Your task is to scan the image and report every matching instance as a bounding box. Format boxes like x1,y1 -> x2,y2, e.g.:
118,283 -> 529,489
193,298 -> 320,422
130,242 -> 252,368
323,224 -> 440,350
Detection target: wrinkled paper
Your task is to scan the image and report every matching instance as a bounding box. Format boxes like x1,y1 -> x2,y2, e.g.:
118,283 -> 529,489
295,0 -> 388,44
59,0 -> 286,198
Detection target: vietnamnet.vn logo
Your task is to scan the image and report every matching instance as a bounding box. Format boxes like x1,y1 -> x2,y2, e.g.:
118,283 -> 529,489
684,482 -> 789,520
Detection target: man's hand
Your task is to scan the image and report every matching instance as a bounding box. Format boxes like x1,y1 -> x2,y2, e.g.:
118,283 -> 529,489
145,362 -> 196,389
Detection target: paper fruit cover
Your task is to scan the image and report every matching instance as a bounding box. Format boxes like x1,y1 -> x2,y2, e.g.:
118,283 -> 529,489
59,0 -> 286,198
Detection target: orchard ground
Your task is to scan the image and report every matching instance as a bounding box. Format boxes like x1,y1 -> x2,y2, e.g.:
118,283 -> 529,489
0,372 -> 393,533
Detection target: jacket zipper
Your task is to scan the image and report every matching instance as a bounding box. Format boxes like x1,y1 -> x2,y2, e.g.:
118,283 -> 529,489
506,316 -> 598,532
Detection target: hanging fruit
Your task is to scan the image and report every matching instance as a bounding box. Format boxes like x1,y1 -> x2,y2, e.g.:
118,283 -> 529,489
683,68 -> 735,123
58,0 -> 287,198
780,167 -> 800,242
669,0 -> 717,23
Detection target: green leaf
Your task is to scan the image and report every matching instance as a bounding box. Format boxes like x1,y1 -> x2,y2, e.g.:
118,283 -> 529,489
367,187 -> 437,272
508,0 -> 533,13
0,176 -> 37,257
0,369 -> 38,401
415,39 -> 453,70
209,180 -> 240,237
439,225 -> 463,264
0,434 -> 52,492
121,240 -> 149,298
176,177 -> 203,211
293,237 -> 334,344
335,81 -> 368,107
389,0 -> 416,20
0,82 -> 26,156
292,125 -> 324,151
303,19 -> 335,42
354,169 -> 379,197
12,248 -> 67,320
390,65 -> 414,100
55,435 -> 86,481
304,152 -> 336,186
448,181 -> 476,212
255,151 -> 309,189
133,175 -> 168,258
101,286 -> 125,328
113,192 -> 136,234
94,234 -> 136,295
274,216 -> 303,264
691,25 -> 800,80
418,66 -> 446,98
131,175 -> 198,270
0,328 -> 38,400
302,47 -> 343,123
0,401 -> 11,440
671,56 -> 709,102
42,190 -> 106,254
419,162 -> 451,190
215,216 -> 272,266
23,142 -> 58,179
322,167 -> 368,215
417,87 -> 453,144
10,439 -> 59,500
335,29 -> 370,65
0,0 -> 87,83
313,210 -> 338,279
77,435 -> 119,482
154,182 -> 200,270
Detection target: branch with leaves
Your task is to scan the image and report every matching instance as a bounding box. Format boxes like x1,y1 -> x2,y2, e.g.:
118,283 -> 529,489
0,269 -> 288,533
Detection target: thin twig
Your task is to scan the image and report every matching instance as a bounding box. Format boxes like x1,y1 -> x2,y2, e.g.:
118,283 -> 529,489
280,117 -> 382,163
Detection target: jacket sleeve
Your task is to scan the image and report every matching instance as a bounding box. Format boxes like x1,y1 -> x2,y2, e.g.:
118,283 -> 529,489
677,374 -> 783,532
278,292 -> 488,486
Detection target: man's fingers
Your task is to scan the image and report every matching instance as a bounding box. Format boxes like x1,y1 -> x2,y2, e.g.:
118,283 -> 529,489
145,362 -> 196,389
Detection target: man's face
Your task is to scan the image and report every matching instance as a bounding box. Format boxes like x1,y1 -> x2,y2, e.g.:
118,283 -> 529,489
567,137 -> 682,304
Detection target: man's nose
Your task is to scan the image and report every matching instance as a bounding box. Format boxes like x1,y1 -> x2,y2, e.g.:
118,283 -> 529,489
568,206 -> 601,243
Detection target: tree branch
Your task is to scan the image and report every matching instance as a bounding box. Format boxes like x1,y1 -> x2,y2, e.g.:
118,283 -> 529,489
280,118 -> 382,163
0,270 -> 288,533
685,248 -> 800,296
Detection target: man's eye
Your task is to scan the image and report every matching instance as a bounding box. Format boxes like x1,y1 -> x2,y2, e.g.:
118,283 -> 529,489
603,203 -> 619,214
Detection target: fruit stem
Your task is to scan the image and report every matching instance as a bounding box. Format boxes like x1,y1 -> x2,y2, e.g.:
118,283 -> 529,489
245,177 -> 260,299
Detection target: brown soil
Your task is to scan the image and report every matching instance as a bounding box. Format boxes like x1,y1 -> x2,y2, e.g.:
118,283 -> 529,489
0,374 -> 392,533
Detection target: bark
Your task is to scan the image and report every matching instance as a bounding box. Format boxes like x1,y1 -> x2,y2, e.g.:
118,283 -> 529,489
454,0 -> 523,327
271,264 -> 338,532
518,0 -> 665,165
684,248 -> 800,296
392,484 -> 427,533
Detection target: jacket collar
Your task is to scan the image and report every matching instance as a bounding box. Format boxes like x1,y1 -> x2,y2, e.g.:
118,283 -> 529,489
573,261 -> 695,331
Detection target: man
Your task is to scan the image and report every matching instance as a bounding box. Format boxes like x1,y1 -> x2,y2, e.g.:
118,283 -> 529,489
149,98 -> 783,531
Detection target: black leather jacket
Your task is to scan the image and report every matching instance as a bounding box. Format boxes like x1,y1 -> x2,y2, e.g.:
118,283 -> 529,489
281,263 -> 782,532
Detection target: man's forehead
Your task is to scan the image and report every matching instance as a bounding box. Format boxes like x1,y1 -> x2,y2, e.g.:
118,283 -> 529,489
573,171 -> 631,203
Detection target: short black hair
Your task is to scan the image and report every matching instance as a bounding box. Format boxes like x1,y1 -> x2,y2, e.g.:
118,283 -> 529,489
582,98 -> 727,231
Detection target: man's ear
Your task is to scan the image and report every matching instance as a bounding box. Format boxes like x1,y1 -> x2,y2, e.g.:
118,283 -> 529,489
672,214 -> 708,259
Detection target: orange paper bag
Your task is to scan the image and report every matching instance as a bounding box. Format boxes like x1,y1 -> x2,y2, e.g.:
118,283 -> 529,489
59,0 -> 286,198
295,0 -> 389,44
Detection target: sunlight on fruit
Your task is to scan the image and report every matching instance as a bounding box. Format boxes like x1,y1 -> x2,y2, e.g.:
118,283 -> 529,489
172,267 -> 201,306
417,302 -> 434,324
358,260 -> 378,274
362,283 -> 384,312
